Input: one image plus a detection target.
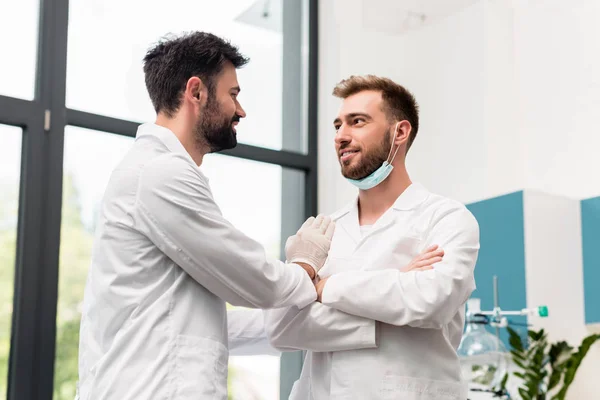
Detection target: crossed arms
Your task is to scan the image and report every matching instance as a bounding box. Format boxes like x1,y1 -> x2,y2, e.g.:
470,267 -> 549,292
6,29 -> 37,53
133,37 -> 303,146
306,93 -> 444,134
258,207 -> 479,353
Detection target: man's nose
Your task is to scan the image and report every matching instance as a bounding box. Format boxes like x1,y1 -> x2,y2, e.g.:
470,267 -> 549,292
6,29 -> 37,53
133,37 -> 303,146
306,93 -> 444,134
335,124 -> 351,145
237,104 -> 246,119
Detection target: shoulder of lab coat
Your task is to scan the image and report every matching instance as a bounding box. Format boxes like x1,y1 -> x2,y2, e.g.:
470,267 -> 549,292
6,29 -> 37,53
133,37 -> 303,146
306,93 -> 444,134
321,193 -> 480,329
133,127 -> 316,310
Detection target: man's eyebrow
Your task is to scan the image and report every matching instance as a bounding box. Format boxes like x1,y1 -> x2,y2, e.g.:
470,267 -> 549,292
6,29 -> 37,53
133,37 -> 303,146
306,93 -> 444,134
346,112 -> 371,120
333,113 -> 372,125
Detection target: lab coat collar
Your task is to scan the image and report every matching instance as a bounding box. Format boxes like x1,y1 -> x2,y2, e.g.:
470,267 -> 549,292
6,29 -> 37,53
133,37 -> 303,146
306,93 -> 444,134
332,182 -> 430,220
135,123 -> 211,181
391,182 -> 430,211
332,201 -> 361,245
136,123 -> 194,161
333,182 -> 430,247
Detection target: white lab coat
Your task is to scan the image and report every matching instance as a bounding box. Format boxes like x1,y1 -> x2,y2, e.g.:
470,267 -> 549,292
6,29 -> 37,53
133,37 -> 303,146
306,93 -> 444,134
77,123 -> 317,400
227,308 -> 280,356
264,183 -> 480,400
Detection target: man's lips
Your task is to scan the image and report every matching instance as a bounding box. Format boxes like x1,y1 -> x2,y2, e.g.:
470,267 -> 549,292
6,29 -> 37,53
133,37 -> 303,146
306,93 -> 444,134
340,149 -> 358,162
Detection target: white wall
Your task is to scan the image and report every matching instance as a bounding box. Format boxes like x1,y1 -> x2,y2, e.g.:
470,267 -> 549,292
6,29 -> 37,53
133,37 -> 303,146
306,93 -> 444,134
524,191 -> 600,399
523,191 -> 586,344
515,0 -> 600,200
318,0 -> 600,208
318,0 -> 600,398
318,0 -> 531,214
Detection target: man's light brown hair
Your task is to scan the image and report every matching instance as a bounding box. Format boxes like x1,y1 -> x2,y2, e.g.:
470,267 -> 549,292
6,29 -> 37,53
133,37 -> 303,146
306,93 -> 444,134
332,75 -> 420,151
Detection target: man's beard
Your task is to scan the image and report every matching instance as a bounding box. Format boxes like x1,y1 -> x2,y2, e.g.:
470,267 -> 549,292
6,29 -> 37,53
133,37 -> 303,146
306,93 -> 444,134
194,96 -> 239,153
341,132 -> 391,180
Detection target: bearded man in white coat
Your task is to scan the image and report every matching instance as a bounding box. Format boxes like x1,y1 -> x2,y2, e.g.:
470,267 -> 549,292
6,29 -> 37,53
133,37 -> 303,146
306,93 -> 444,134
257,75 -> 480,400
76,32 -> 336,400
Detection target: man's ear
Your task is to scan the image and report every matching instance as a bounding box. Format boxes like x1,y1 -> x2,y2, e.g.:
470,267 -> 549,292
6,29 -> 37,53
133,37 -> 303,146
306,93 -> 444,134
185,76 -> 208,107
393,120 -> 412,147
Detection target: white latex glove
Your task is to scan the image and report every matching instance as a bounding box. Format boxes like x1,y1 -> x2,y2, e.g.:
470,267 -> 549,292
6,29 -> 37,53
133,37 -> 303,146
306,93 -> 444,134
285,215 -> 336,275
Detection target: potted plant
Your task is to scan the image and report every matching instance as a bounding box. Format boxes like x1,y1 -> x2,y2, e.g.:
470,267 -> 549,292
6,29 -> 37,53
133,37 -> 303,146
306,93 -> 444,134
493,327 -> 600,399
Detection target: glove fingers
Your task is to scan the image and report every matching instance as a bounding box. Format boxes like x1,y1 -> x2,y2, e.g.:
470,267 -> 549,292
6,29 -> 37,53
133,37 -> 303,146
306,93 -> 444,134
312,214 -> 325,229
300,216 -> 315,231
319,216 -> 332,234
324,220 -> 336,240
284,236 -> 295,258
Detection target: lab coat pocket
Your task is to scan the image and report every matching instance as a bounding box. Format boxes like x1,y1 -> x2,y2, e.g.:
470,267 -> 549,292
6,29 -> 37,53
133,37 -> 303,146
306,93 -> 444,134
387,235 -> 423,269
380,375 -> 467,400
174,334 -> 229,399
391,235 -> 422,255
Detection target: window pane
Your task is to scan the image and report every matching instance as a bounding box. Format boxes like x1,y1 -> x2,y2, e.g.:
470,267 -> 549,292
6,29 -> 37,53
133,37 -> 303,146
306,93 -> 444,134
203,155 -> 281,400
0,125 -> 22,399
0,0 -> 39,100
202,155 -> 282,258
66,0 -> 309,153
202,155 -> 307,400
54,127 -> 134,400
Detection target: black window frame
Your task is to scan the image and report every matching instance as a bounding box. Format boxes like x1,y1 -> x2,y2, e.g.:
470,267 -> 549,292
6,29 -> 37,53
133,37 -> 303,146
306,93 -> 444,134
0,0 -> 318,398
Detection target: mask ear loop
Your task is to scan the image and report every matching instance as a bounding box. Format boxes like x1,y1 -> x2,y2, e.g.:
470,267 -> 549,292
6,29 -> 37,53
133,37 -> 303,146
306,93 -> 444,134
385,122 -> 402,164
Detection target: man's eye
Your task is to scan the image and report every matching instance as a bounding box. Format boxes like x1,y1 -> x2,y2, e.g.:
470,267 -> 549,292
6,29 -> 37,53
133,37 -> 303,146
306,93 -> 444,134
354,118 -> 365,125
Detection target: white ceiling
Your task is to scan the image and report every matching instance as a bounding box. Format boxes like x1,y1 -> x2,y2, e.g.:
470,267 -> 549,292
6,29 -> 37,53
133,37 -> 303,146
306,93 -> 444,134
232,0 -> 483,36
361,0 -> 482,35
235,0 -> 282,33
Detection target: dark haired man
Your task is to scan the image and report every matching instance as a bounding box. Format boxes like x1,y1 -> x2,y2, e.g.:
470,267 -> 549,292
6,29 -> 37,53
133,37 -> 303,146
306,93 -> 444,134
76,32 -> 334,400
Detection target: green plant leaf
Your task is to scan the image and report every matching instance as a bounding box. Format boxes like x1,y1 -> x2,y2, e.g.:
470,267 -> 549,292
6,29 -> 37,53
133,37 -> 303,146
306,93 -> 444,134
511,349 -> 527,361
525,371 -> 540,381
519,387 -> 533,400
508,326 -> 524,351
513,359 -> 527,370
549,341 -> 572,366
547,368 -> 562,391
499,372 -> 509,390
529,329 -> 541,341
514,372 -> 525,379
554,334 -> 600,400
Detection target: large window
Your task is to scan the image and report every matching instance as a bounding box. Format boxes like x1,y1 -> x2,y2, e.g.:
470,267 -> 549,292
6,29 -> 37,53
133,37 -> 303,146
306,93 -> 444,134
203,157 -> 306,400
0,1 -> 39,100
66,0 -> 310,154
0,126 -> 22,400
0,0 -> 317,399
53,128 -> 134,400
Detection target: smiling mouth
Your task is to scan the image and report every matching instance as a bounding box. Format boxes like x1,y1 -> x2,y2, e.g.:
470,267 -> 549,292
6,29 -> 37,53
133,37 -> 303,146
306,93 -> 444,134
340,150 -> 358,162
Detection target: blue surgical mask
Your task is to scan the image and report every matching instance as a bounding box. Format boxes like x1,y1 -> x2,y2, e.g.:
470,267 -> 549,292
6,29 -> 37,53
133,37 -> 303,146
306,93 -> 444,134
345,123 -> 401,190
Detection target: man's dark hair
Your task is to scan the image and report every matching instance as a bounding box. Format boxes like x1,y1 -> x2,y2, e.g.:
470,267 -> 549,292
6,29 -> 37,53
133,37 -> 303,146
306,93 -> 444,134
143,32 -> 249,117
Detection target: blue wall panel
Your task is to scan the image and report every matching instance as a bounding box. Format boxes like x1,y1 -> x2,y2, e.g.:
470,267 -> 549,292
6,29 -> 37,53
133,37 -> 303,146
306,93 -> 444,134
467,191 -> 528,346
581,197 -> 600,324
